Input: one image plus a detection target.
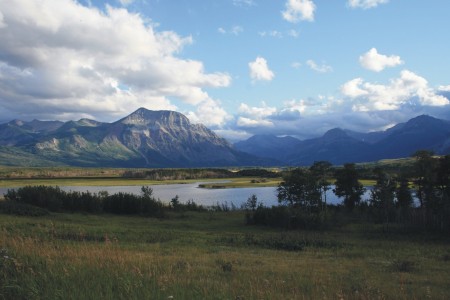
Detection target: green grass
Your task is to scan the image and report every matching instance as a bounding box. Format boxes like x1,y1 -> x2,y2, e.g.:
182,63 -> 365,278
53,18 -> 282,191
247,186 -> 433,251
1,211 -> 449,299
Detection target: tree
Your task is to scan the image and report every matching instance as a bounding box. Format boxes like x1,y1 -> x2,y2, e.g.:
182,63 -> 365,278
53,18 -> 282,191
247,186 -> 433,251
412,150 -> 438,210
333,163 -> 365,211
396,175 -> 413,210
309,161 -> 332,212
277,168 -> 321,212
244,194 -> 259,211
370,168 -> 397,225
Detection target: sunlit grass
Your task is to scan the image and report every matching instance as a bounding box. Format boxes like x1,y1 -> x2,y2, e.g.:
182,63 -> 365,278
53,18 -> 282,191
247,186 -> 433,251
1,212 -> 449,299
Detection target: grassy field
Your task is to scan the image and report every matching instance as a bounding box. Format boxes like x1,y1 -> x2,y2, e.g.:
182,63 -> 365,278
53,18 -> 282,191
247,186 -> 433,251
1,210 -> 449,299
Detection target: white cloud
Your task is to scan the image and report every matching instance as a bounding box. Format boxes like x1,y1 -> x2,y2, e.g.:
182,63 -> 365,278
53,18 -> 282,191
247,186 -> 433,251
231,26 -> 243,35
258,30 -> 283,38
359,48 -> 403,72
118,0 -> 134,6
0,0 -> 231,126
306,60 -> 333,73
341,78 -> 369,98
218,25 -> 243,35
233,0 -> 256,7
186,98 -> 230,127
438,85 -> 450,92
291,62 -> 302,69
258,29 -> 299,39
237,117 -> 273,127
341,70 -> 449,111
249,57 -> 275,82
282,0 -> 316,23
236,102 -> 276,127
348,0 -> 389,9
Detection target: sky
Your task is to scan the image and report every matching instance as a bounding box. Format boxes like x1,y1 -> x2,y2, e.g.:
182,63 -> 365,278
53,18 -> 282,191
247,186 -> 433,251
0,0 -> 450,141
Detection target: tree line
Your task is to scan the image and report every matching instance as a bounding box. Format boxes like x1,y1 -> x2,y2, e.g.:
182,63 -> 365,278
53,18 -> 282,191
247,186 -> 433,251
245,151 -> 450,232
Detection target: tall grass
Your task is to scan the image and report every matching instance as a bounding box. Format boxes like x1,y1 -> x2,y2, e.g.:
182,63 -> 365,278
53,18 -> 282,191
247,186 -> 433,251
1,212 -> 449,299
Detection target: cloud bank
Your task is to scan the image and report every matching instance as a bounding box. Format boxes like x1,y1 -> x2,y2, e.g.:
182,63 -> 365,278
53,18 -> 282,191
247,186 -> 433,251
0,0 -> 231,125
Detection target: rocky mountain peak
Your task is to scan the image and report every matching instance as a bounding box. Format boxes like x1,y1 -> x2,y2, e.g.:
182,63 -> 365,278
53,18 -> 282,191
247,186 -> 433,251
119,108 -> 190,128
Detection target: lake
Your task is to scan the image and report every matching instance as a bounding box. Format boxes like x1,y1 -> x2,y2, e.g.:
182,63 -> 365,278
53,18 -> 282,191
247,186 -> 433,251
0,182 -> 374,207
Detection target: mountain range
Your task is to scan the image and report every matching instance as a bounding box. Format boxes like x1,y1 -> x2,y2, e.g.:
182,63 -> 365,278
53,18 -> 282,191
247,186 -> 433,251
0,110 -> 449,167
0,108 -> 271,167
234,115 -> 450,165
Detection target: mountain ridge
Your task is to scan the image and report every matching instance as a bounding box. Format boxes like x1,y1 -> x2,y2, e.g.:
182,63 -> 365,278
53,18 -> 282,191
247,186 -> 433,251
1,112 -> 449,167
0,108 -> 275,167
234,114 -> 450,165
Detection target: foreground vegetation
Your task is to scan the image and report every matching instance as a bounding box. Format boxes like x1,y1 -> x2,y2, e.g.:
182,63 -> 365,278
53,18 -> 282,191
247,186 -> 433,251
1,153 -> 449,298
1,210 -> 449,299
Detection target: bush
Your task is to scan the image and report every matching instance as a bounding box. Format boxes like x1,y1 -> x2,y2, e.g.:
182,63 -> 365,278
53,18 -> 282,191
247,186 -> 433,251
4,186 -> 64,211
3,186 -> 165,217
0,200 -> 49,216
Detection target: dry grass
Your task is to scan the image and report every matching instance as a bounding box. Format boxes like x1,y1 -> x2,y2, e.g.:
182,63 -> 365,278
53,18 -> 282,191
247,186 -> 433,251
1,212 -> 449,299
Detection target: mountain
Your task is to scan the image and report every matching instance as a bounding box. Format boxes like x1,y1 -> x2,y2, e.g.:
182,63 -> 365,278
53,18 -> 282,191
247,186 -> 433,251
2,112 -> 449,167
234,115 -> 450,166
234,134 -> 302,161
0,108 -> 274,167
285,128 -> 374,165
374,115 -> 450,159
0,119 -> 64,146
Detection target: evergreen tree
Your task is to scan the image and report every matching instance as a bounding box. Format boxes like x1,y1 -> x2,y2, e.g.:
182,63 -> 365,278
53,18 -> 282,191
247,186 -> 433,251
333,163 -> 365,211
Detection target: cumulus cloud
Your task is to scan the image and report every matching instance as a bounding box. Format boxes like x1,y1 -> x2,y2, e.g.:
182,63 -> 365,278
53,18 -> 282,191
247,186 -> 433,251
186,98 -> 230,127
282,0 -> 316,23
348,0 -> 389,9
341,70 -> 449,111
359,48 -> 403,72
0,0 -> 231,125
236,102 -> 276,128
306,60 -> 333,73
249,57 -> 275,82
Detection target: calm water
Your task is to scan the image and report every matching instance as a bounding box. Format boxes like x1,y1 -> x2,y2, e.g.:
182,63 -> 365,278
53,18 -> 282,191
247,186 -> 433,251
0,182 -> 373,207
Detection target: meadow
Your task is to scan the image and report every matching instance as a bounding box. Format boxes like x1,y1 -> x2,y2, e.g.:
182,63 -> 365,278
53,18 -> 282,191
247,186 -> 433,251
1,210 -> 449,299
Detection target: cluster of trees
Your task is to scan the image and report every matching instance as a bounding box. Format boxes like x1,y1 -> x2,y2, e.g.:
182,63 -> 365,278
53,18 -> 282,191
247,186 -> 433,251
247,151 -> 450,232
3,186 -> 167,217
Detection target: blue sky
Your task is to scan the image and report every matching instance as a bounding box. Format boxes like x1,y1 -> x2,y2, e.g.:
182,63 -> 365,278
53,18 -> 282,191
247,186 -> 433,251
0,0 -> 449,140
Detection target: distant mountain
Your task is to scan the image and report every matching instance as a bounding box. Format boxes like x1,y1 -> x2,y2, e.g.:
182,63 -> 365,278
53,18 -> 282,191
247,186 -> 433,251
374,115 -> 450,159
0,108 -> 274,167
234,134 -> 302,161
286,128 -> 374,165
234,115 -> 450,166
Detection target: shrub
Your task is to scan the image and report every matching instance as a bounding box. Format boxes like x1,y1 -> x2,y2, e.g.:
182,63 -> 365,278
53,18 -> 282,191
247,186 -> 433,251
0,200 -> 49,216
5,186 -> 64,211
